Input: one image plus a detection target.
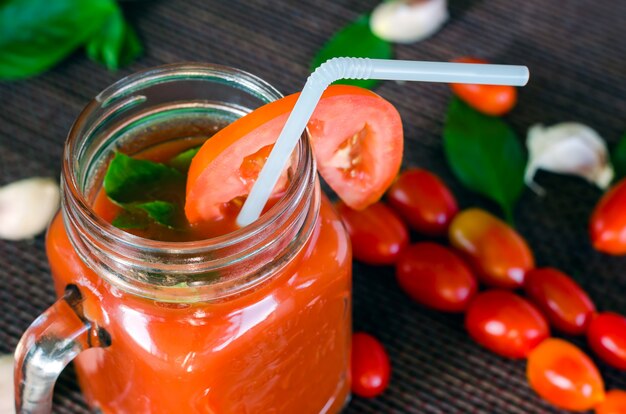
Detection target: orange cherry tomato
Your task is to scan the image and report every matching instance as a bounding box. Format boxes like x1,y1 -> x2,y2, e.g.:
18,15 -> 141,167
524,268 -> 596,335
590,178 -> 626,255
351,332 -> 391,398
386,169 -> 458,236
449,208 -> 534,288
527,338 -> 605,411
596,390 -> 626,414
449,57 -> 518,116
395,242 -> 477,312
336,201 -> 408,265
587,312 -> 626,370
465,290 -> 549,359
186,85 -> 403,223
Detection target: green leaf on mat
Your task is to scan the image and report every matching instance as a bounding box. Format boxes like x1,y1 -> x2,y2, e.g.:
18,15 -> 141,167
443,98 -> 527,222
311,15 -> 392,89
168,146 -> 200,173
85,7 -> 142,71
0,0 -> 117,79
104,152 -> 183,204
611,133 -> 626,183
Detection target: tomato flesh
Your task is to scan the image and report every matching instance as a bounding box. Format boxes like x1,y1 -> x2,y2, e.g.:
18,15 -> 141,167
186,85 -> 403,223
590,178 -> 626,255
527,338 -> 605,411
465,290 -> 549,358
395,242 -> 477,312
449,208 -> 534,288
336,201 -> 408,265
587,312 -> 626,370
386,169 -> 458,236
351,332 -> 391,398
524,267 -> 596,335
450,57 -> 518,116
596,390 -> 626,414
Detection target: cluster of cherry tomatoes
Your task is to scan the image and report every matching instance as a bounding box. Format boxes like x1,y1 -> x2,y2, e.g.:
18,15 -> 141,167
341,168 -> 626,413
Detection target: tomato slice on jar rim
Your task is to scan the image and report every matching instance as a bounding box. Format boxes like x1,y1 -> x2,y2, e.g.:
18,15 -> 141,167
185,85 -> 403,224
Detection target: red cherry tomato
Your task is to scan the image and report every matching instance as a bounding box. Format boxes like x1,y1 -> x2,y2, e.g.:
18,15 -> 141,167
395,242 -> 477,312
596,390 -> 626,414
524,268 -> 596,335
587,312 -> 626,370
449,57 -> 518,116
449,209 -> 534,288
336,201 -> 408,265
386,169 -> 458,236
527,338 -> 605,411
465,290 -> 549,358
186,85 -> 403,223
351,332 -> 391,398
590,178 -> 626,255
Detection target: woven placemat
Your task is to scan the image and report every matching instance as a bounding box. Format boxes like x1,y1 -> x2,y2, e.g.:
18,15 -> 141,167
1,0 -> 625,412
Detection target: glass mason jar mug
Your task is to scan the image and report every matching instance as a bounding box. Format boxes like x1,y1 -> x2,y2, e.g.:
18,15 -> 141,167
14,64 -> 352,413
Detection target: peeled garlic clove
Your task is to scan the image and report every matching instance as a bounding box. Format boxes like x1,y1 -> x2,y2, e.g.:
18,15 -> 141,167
0,354 -> 14,413
525,123 -> 614,193
370,0 -> 448,44
0,177 -> 60,240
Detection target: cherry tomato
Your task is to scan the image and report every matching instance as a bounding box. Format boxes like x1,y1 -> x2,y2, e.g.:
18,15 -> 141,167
449,57 -> 518,116
449,208 -> 534,288
527,338 -> 605,411
596,390 -> 626,414
186,85 -> 403,223
351,332 -> 391,398
386,169 -> 458,236
587,312 -> 626,370
590,178 -> 626,255
336,201 -> 408,265
465,290 -> 549,358
524,268 -> 596,335
395,242 -> 477,312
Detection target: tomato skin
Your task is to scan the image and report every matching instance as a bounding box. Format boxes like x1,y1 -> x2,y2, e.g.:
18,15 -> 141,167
465,290 -> 549,358
336,201 -> 408,265
449,57 -> 518,116
524,268 -> 596,335
596,390 -> 626,414
386,169 -> 458,236
395,242 -> 477,312
587,312 -> 626,370
527,338 -> 605,411
449,209 -> 534,288
590,179 -> 626,255
351,332 -> 391,398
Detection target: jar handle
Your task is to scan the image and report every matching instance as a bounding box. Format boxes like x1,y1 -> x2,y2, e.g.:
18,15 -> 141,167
14,284 -> 110,413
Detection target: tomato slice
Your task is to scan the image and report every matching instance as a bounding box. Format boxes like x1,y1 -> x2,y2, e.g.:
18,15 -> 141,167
185,85 -> 403,223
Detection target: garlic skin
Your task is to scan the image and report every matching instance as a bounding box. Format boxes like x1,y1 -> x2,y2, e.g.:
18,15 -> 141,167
0,354 -> 14,414
0,177 -> 60,240
370,0 -> 448,44
525,123 -> 614,194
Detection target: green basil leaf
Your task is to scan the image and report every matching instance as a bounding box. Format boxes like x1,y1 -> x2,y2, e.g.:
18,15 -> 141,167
85,8 -> 142,71
112,210 -> 148,230
168,146 -> 200,173
135,201 -> 177,228
611,133 -> 626,183
443,98 -> 526,221
0,0 -> 117,79
311,15 -> 392,89
104,152 -> 183,204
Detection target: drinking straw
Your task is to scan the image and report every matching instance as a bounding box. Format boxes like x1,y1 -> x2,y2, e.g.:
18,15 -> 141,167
237,58 -> 529,226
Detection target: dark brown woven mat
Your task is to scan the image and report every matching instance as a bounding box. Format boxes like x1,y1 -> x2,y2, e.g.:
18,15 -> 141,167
1,0 -> 625,413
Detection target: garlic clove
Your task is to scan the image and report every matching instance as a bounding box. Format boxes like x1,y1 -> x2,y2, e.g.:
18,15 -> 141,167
370,0 -> 448,44
0,354 -> 14,414
525,122 -> 614,193
0,177 -> 60,241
